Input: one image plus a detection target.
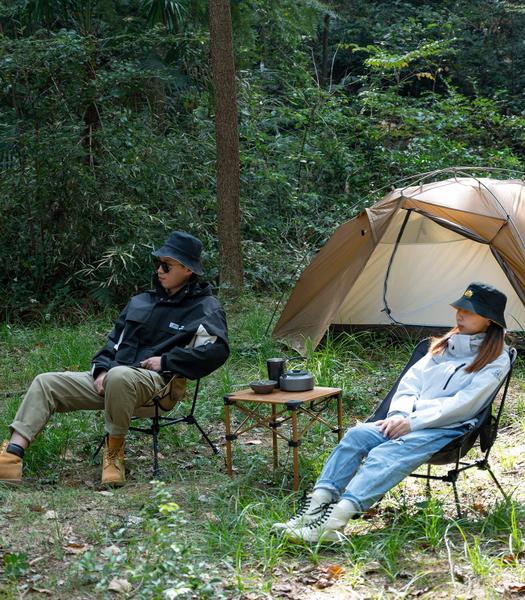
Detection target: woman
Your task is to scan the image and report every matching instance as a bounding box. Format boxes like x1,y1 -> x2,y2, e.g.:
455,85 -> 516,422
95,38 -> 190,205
274,282 -> 510,542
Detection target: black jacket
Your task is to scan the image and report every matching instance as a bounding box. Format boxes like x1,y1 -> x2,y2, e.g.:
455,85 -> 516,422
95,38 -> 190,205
92,277 -> 229,381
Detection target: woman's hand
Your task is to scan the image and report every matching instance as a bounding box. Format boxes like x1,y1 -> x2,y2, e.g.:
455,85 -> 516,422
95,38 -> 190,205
376,416 -> 411,439
140,356 -> 162,372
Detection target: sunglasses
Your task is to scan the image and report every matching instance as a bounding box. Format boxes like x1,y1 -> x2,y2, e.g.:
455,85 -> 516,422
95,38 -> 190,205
156,260 -> 176,273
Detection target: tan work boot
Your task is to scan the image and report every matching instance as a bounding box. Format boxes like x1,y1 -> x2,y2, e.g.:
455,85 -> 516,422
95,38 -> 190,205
101,436 -> 126,486
0,441 -> 23,483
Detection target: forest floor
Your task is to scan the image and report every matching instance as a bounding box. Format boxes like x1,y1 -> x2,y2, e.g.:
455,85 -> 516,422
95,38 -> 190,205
1,302 -> 525,599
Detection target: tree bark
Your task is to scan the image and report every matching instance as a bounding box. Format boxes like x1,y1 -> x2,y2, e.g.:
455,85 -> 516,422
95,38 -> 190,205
209,0 -> 244,292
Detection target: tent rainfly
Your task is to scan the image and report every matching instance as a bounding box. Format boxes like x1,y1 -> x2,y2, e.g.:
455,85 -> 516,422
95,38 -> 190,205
273,176 -> 525,354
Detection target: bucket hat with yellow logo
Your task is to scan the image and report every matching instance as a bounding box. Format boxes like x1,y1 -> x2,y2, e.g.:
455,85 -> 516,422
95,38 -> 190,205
451,282 -> 507,328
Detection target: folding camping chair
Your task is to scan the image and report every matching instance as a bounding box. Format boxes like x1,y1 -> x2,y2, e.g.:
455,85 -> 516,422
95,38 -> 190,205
366,339 -> 516,517
93,375 -> 219,478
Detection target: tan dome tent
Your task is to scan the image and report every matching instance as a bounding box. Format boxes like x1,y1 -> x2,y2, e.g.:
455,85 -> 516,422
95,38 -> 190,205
273,173 -> 525,354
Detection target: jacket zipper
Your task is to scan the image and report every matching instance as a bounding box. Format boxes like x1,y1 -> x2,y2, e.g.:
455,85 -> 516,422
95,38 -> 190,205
443,363 -> 466,390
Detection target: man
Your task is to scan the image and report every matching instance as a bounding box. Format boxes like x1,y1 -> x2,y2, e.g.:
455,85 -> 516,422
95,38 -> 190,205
0,231 -> 229,486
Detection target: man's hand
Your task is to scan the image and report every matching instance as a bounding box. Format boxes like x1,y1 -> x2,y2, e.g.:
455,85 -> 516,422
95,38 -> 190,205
140,356 -> 162,372
375,416 -> 411,439
94,371 -> 107,396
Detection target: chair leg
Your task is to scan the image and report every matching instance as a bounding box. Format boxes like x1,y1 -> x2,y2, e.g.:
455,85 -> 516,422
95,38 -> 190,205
92,434 -> 106,462
152,419 -> 160,479
452,480 -> 462,519
191,417 -> 220,454
124,378 -> 219,476
426,464 -> 432,498
485,466 -> 508,500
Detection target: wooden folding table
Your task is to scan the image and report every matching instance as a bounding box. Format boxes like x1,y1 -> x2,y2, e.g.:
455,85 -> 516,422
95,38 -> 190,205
223,386 -> 343,490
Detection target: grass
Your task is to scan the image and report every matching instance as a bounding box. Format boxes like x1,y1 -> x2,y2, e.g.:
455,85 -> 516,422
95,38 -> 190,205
1,297 -> 525,598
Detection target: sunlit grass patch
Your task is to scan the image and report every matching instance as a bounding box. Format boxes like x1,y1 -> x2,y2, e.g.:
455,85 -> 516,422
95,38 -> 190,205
1,301 -> 525,598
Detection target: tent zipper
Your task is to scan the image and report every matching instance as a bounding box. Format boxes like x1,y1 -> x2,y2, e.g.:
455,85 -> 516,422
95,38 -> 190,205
443,363 -> 466,390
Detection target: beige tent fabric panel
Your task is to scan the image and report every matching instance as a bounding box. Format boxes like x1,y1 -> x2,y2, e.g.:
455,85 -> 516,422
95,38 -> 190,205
402,200 -> 505,240
492,224 -> 525,297
274,212 -> 373,323
372,177 -> 525,215
273,212 -> 377,351
334,222 -> 525,330
402,179 -> 501,216
379,208 -> 467,244
366,191 -> 401,242
509,182 -> 525,232
480,179 -> 525,221
334,212 -> 482,326
333,240 -> 393,326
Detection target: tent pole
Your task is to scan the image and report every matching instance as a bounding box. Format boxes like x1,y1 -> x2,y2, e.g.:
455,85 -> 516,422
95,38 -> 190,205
382,209 -> 412,325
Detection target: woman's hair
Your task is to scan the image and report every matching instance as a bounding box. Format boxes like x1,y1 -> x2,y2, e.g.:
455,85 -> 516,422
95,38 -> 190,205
430,322 -> 505,372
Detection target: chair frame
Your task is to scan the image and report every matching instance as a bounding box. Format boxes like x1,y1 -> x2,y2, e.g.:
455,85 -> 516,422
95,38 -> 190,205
93,378 -> 219,479
367,339 -> 516,518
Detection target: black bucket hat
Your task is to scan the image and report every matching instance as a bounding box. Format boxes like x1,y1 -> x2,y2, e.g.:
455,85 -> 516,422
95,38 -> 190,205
451,282 -> 507,328
152,231 -> 203,276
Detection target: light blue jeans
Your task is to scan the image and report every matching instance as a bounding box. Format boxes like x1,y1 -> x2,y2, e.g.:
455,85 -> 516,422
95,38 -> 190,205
314,422 -> 469,512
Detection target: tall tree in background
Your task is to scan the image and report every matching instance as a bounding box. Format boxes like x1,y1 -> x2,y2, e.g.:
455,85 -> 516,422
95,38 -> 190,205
209,0 -> 244,293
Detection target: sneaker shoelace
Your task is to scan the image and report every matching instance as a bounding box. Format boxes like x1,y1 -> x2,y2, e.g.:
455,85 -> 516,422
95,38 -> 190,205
293,492 -> 313,518
303,502 -> 335,529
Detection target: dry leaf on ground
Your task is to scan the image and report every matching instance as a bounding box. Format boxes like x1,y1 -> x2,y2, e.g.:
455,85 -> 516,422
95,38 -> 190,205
325,564 -> 344,579
27,587 -> 53,595
64,542 -> 90,555
107,578 -> 132,593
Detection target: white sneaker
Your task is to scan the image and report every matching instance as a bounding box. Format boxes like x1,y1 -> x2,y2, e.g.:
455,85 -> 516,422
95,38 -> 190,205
272,493 -> 334,531
285,502 -> 351,543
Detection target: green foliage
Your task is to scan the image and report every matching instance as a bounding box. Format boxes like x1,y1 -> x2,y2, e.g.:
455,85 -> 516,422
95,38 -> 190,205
350,38 -> 456,88
455,524 -> 498,577
1,0 -> 524,316
144,0 -> 186,32
2,551 -> 29,580
75,481 -> 225,598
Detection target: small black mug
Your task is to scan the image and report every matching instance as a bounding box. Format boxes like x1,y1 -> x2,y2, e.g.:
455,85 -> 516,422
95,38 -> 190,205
267,358 -> 286,388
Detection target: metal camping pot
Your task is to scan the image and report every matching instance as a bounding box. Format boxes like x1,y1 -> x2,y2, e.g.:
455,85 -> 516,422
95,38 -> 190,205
279,369 -> 314,392
267,358 -> 287,388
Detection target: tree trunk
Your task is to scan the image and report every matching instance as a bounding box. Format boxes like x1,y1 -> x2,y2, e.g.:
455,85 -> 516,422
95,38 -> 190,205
209,0 -> 244,293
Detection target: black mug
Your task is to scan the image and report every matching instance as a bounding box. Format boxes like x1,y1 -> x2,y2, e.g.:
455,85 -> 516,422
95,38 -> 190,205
267,358 -> 286,388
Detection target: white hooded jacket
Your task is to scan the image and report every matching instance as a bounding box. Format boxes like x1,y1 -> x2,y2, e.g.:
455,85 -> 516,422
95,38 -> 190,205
387,333 -> 510,431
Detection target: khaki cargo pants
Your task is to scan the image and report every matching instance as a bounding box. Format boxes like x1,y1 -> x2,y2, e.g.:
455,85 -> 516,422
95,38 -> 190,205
10,366 -> 187,443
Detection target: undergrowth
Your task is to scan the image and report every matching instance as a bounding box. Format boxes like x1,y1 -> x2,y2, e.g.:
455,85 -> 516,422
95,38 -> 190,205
74,482 -> 224,599
1,297 -> 524,598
